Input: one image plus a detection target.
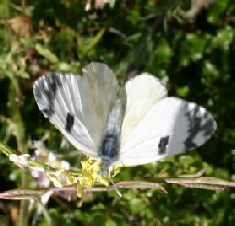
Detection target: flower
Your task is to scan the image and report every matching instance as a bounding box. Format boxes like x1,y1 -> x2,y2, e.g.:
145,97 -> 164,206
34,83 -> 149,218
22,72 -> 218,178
77,158 -> 121,197
9,154 -> 30,168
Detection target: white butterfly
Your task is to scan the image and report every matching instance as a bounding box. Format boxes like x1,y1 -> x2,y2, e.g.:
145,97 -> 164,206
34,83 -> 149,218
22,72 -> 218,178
33,62 -> 217,176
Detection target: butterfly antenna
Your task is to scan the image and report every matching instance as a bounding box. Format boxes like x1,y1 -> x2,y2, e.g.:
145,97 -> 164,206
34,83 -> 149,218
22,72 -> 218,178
109,178 -> 122,197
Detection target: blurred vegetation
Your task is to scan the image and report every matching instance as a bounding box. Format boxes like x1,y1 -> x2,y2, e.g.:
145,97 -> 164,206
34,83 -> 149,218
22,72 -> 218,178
0,0 -> 235,225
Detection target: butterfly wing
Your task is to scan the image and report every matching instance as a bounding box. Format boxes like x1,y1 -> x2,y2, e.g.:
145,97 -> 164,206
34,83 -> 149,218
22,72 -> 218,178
121,73 -> 167,140
120,74 -> 217,166
33,62 -> 119,157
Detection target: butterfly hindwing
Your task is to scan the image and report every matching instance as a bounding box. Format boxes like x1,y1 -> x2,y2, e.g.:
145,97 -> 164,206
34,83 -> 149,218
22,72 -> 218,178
81,63 -> 120,142
121,73 -> 167,140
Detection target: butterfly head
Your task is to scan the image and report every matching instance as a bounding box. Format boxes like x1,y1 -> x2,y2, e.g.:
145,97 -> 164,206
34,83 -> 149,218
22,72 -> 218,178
98,156 -> 119,177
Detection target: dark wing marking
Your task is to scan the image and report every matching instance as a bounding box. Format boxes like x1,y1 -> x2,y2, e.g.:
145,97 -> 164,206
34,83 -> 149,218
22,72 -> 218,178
65,112 -> 75,133
158,135 -> 170,155
183,102 -> 216,151
33,72 -> 62,117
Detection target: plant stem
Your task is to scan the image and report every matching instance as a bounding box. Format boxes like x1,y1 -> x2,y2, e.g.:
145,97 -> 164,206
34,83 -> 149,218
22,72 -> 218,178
8,73 -> 29,226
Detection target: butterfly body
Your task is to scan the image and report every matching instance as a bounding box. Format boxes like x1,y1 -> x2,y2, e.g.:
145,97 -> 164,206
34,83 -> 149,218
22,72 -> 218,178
98,100 -> 123,175
33,62 -> 217,176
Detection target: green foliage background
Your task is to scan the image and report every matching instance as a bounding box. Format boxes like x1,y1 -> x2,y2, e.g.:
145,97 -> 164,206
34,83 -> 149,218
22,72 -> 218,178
0,0 -> 235,225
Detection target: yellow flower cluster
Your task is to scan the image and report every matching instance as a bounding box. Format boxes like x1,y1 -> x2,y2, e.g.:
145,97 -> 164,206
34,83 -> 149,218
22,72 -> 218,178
77,158 -> 121,197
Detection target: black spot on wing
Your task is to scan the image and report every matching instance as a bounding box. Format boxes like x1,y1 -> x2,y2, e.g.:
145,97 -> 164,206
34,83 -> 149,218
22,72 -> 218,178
183,103 -> 215,151
158,135 -> 169,155
183,105 -> 200,150
200,111 -> 215,137
65,112 -> 74,133
203,118 -> 215,136
41,108 -> 52,118
34,72 -> 62,118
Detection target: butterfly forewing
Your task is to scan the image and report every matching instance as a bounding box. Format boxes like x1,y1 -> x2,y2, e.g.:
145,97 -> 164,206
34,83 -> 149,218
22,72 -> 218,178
119,75 -> 217,167
33,62 -> 120,158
